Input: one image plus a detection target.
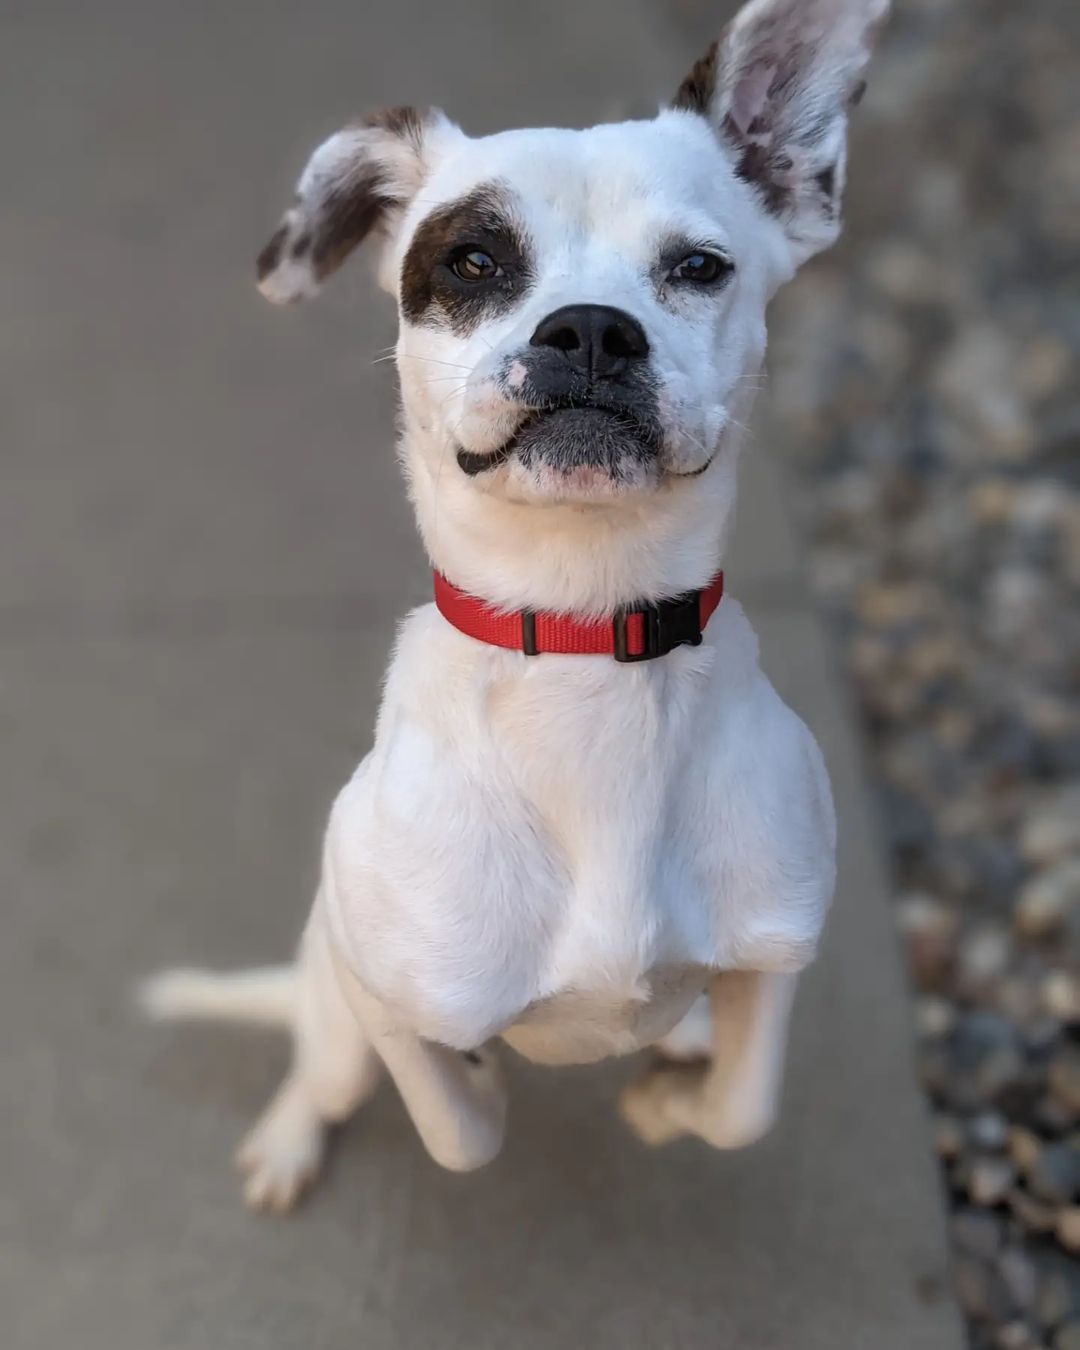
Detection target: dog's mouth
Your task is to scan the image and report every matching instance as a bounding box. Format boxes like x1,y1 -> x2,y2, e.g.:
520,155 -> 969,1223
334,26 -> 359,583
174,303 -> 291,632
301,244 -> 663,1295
456,404 -> 663,480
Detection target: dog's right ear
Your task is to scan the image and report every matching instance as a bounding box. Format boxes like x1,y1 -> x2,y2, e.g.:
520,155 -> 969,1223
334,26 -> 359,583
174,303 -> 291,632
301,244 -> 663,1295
256,107 -> 461,304
673,0 -> 888,267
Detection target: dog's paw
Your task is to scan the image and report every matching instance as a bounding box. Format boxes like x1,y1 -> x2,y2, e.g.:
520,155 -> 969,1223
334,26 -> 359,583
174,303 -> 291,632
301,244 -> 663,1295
698,1100 -> 777,1151
618,1062 -> 700,1147
619,1061 -> 776,1151
234,1079 -> 325,1214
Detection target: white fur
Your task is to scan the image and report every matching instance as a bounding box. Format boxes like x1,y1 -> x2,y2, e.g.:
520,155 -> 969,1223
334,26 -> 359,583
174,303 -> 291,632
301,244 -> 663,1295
324,598 -> 833,1057
146,0 -> 886,1209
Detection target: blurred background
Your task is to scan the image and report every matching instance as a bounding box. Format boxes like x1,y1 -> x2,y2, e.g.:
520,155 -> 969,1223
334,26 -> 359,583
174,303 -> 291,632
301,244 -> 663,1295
1,2 -> 1075,1348
758,2 -> 1080,1347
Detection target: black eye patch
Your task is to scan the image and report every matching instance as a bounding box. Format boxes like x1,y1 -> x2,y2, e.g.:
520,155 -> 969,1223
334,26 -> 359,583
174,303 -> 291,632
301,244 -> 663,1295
400,184 -> 534,335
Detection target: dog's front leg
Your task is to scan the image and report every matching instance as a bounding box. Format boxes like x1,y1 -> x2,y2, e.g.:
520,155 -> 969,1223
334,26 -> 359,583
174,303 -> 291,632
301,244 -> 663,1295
328,947 -> 507,1172
620,971 -> 798,1151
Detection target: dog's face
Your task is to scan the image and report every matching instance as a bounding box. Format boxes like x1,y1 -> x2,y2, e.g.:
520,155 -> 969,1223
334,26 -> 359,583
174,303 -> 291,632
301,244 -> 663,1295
386,114 -> 786,506
258,0 -> 887,584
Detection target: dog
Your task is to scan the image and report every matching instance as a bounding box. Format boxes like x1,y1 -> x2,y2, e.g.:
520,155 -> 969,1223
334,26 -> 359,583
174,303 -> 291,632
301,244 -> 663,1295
142,0 -> 888,1212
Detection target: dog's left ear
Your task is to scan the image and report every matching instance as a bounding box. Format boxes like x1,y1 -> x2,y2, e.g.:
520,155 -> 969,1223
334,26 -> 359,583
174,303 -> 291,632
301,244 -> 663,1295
674,0 -> 889,266
256,107 -> 461,303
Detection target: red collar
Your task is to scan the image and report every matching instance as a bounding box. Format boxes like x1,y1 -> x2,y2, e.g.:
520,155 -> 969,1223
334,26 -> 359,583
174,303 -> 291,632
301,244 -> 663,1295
433,570 -> 724,662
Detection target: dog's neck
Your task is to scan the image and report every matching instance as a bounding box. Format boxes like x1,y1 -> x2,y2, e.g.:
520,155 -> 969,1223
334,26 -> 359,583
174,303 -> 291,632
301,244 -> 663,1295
401,427 -> 744,618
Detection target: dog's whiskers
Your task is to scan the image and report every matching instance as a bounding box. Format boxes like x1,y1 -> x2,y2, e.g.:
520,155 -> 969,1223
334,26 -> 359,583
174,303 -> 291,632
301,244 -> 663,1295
436,383 -> 469,410
372,353 -> 473,372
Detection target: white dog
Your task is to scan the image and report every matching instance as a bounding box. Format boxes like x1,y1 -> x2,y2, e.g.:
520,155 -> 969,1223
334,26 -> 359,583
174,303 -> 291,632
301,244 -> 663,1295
143,0 -> 888,1212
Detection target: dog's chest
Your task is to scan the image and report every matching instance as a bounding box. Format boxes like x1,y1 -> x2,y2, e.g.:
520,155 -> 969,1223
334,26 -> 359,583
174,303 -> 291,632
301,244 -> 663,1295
329,784 -> 716,1057
500,963 -> 709,1064
327,661 -> 726,1055
325,601 -> 831,1057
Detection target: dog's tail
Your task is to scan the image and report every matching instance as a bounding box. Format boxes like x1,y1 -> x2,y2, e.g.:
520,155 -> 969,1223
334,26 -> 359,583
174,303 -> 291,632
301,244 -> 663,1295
137,966 -> 296,1030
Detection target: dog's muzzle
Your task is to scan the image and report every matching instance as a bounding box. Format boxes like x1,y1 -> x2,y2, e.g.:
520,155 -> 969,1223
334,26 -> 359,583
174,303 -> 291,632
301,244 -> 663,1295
456,402 -> 663,479
456,304 -> 662,480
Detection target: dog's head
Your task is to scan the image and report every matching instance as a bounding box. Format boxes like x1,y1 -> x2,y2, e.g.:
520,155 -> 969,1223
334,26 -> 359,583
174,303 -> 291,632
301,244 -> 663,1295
258,0 -> 887,605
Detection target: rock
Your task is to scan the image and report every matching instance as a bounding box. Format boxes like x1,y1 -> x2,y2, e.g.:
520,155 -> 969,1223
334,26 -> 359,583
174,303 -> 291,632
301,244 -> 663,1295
856,581 -> 926,629
970,1112 -> 1010,1152
1022,699 -> 1080,750
1023,1016 -> 1064,1056
953,1207 -> 1005,1261
980,720 -> 1045,788
1029,1143 -> 1080,1206
998,975 -> 1048,1028
1016,861 -> 1080,939
852,310 -> 911,376
987,568 -> 1052,649
935,1113 -> 966,1161
879,785 -> 936,858
1043,973 -> 1080,1023
934,705 -> 976,752
1018,335 -> 1073,400
896,892 -> 959,985
919,1042 -> 953,1099
999,1247 -> 1038,1313
968,1157 -> 1018,1207
917,995 -> 958,1038
1009,1186 -> 1061,1237
1027,709 -> 1080,780
1014,481 -> 1075,533
946,1012 -> 1026,1110
969,478 -> 1018,526
1048,1047 -> 1080,1118
1036,1262 -> 1080,1331
1039,728 -> 1080,779
1055,1324 -> 1080,1350
934,325 -> 1036,461
933,836 -> 1027,909
1008,1128 -> 1045,1176
909,636 -> 961,689
866,239 -> 947,304
959,924 -> 1013,986
995,1322 -> 1039,1350
1036,1097 -> 1078,1136
1058,1208 -> 1080,1256
955,1255 -> 1013,1325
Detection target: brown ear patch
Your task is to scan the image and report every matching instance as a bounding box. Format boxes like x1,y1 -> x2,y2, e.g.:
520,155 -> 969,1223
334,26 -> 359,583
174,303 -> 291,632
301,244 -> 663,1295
256,222 -> 290,284
672,40 -> 719,115
364,105 -> 428,147
255,169 -> 396,298
308,172 -> 399,281
723,119 -> 798,217
256,107 -> 439,304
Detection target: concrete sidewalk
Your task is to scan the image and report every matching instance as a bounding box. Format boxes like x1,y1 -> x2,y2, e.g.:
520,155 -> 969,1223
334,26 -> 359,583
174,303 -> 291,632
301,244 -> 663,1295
1,3 -> 963,1347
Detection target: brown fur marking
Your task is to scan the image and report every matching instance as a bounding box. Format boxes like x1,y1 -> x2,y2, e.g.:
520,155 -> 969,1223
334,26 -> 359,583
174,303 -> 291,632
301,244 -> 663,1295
311,171 -> 399,281
672,40 -> 719,115
400,183 -> 534,335
256,223 -> 289,282
364,105 -> 428,150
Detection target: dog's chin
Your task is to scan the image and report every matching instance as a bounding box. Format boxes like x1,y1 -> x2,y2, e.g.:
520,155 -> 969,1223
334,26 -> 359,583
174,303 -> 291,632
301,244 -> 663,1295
459,407 -> 661,505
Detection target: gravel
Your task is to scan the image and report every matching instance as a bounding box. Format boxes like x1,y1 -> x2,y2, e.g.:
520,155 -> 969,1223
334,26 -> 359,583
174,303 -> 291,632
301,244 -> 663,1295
759,0 -> 1080,1343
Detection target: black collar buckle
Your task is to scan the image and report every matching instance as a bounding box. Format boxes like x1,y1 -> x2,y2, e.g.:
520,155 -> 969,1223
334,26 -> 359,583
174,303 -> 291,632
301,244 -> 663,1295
612,591 -> 703,663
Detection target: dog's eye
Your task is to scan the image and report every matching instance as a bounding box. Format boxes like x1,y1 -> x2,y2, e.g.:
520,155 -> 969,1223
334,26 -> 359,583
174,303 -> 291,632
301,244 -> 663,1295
668,251 -> 732,285
449,248 -> 503,283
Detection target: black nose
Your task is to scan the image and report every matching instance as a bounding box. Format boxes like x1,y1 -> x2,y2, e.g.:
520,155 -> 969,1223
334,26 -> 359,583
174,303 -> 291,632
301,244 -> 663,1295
530,304 -> 649,379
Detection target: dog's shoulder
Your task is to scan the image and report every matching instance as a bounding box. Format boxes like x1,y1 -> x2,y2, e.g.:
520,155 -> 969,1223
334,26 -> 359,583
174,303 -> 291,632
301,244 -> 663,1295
685,599 -> 837,972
